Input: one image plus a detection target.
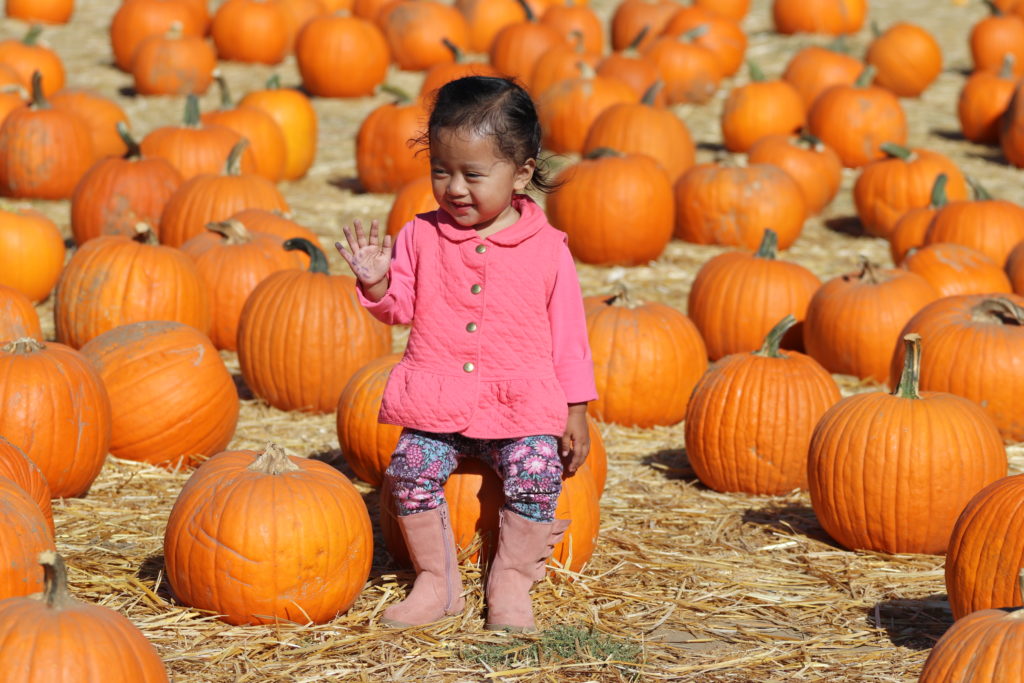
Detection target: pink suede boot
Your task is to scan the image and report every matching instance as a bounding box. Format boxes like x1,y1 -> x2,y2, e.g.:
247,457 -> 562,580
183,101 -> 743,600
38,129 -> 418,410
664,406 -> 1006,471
381,503 -> 465,627
484,509 -> 571,632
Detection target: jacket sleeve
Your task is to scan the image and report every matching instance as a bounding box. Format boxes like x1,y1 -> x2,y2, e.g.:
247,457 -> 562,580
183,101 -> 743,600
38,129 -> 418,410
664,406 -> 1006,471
356,220 -> 417,326
548,242 -> 598,404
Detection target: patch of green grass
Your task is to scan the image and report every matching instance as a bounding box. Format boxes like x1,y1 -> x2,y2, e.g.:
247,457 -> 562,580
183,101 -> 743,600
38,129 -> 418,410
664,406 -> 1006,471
462,625 -> 642,679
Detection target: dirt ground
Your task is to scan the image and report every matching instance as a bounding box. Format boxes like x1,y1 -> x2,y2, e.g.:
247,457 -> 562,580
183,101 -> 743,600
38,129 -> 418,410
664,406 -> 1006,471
4,0 -> 1024,680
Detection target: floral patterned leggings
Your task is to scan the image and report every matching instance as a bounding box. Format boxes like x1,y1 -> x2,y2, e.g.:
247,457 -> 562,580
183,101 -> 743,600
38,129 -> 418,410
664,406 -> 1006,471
386,429 -> 564,522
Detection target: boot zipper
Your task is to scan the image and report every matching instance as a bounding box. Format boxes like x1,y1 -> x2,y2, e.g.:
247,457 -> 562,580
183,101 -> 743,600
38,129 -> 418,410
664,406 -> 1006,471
440,504 -> 454,613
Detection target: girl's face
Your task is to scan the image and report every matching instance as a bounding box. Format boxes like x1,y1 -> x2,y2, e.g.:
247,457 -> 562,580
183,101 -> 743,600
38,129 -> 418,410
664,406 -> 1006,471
429,127 -> 536,233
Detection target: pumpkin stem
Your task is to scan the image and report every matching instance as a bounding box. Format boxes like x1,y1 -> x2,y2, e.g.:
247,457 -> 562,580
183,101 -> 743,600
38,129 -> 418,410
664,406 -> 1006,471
880,142 -> 915,161
753,315 -> 797,358
754,229 -> 778,259
605,281 -> 637,308
37,551 -> 76,610
855,65 -> 877,88
747,60 -> 766,82
214,71 -> 235,109
22,24 -> 43,46
641,80 -> 664,106
116,121 -> 142,159
680,24 -> 709,42
265,73 -> 282,90
970,297 -> 1024,326
870,20 -> 883,38
893,333 -> 923,400
984,0 -> 1002,15
223,139 -> 249,176
131,222 -> 158,244
514,0 -> 535,22
379,83 -> 411,105
284,237 -> 329,274
798,131 -> 824,150
858,255 -> 882,284
248,443 -> 300,475
966,175 -> 993,201
584,147 -> 622,160
569,30 -> 586,53
626,25 -> 650,53
928,173 -> 949,209
825,34 -> 850,54
28,71 -> 48,110
207,219 -> 253,245
999,53 -> 1016,78
183,93 -> 201,128
441,37 -> 464,63
1,337 -> 46,354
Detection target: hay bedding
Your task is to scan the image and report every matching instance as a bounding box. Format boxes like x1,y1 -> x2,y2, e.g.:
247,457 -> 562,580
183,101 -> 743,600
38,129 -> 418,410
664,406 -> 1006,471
7,0 -> 1024,679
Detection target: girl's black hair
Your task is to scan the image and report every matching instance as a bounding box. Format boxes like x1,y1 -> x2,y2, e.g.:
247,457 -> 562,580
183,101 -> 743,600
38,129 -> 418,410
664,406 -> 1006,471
419,76 -> 560,194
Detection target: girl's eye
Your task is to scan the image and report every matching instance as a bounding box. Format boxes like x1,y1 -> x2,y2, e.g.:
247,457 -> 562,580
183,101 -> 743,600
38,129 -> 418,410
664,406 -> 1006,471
466,173 -> 482,179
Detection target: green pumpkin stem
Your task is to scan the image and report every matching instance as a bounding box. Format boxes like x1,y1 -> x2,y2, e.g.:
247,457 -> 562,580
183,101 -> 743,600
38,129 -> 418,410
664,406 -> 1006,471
825,34 -> 850,54
626,25 -> 650,52
747,60 -> 767,82
606,282 -> 639,309
798,131 -> 824,149
893,333 -> 922,400
379,83 -> 411,104
929,173 -> 949,209
183,93 -> 201,128
215,71 -> 234,108
265,73 -> 282,90
2,338 -> 46,354
967,175 -> 993,201
970,297 -> 1024,325
999,53 -> 1017,78
23,25 -> 43,46
131,222 -> 158,244
984,0 -> 1002,15
858,255 -> 882,284
116,122 -> 142,159
284,237 -> 329,274
441,37 -> 464,63
755,229 -> 779,259
584,147 -> 622,160
207,219 -> 252,245
641,80 -> 664,105
855,65 -> 876,88
880,142 -> 914,161
37,551 -> 75,610
223,139 -> 249,175
29,71 -> 48,110
870,20 -> 883,38
514,0 -> 535,22
681,24 -> 709,42
249,443 -> 300,475
753,315 -> 798,358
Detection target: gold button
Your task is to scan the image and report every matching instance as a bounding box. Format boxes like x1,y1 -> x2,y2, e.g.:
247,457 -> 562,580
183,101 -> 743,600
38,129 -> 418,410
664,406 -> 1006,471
470,284 -> 482,294
466,322 -> 478,332
475,244 -> 487,253
463,362 -> 475,372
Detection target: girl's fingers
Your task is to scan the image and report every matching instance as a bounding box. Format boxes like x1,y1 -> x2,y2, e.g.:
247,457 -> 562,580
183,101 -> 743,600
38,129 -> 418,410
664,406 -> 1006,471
353,219 -> 368,248
382,233 -> 393,251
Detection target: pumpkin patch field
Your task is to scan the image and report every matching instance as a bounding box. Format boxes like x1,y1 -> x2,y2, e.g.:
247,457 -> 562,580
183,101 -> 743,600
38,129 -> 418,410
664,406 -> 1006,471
3,0 -> 1024,679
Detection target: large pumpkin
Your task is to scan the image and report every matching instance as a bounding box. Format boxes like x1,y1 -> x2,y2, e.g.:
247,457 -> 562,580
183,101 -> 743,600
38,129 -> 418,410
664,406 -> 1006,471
0,339 -> 111,498
685,315 -> 840,495
237,238 -> 391,414
80,321 -> 239,469
164,444 -> 373,625
0,435 -> 54,536
584,286 -> 707,427
687,229 -> 821,360
336,353 -> 404,487
0,479 -> 55,601
808,334 -> 1007,555
0,552 -> 168,682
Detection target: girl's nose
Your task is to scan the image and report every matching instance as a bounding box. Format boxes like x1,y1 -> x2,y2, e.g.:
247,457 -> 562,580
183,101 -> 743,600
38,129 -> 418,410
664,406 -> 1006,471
447,174 -> 467,196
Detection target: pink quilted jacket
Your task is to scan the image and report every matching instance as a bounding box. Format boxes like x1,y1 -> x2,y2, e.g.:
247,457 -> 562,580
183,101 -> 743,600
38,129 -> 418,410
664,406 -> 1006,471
358,195 -> 597,439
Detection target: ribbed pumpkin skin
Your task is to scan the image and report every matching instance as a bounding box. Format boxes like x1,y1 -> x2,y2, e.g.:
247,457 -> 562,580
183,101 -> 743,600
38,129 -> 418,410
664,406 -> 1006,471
1009,242 -> 1024,295
782,46 -> 862,112
140,122 -> 257,183
336,353 -> 403,487
901,243 -> 1012,297
70,153 -> 184,245
201,106 -> 287,183
803,265 -> 938,383
538,74 -> 637,155
687,245 -> 821,360
80,321 -> 239,468
582,102 -> 696,182
296,14 -> 390,98
924,199 -> 1024,268
547,153 -> 674,266
889,294 -> 1024,442
49,89 -> 129,159
686,348 -> 840,495
387,175 -> 436,237
0,283 -> 42,342
0,340 -> 111,499
919,606 -> 1024,682
889,205 -> 937,264
53,233 -> 211,349
239,83 -> 318,182
109,0 -> 206,72
584,293 -> 707,427
0,436 -> 54,537
0,208 -> 65,303
355,97 -> 431,194
807,81 -> 908,168
807,388 -> 1006,555
0,478 -> 54,600
946,474 -> 1024,621
382,457 -> 600,570
164,447 -> 373,625
747,134 -> 842,216
237,269 -> 391,414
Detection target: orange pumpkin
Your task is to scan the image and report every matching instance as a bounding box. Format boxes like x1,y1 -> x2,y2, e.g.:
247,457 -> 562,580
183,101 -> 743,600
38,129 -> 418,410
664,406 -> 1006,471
747,133 -> 842,215
296,12 -> 389,97
919,590 -> 1024,681
890,294 -> 1024,442
773,0 -> 866,35
0,206 -> 65,303
584,287 -> 707,427
131,24 -> 218,96
211,0 -> 291,64
642,29 -> 722,105
923,180 -> 1024,267
457,0 -> 528,54
540,1 -> 603,54
0,436 -> 54,537
529,37 -> 601,99
866,22 -> 943,98
386,174 -> 436,237
688,229 -> 821,360
1008,241 -> 1024,294
685,315 -> 840,495
998,80 -> 1024,168
381,0 -> 470,71
721,62 -> 805,153
239,74 -> 318,181
807,66 -> 908,168
901,244 -> 1013,297
109,0 -> 206,72
419,40 -> 503,98
803,258 -> 939,384
355,89 -> 431,194
54,225 -> 211,348
488,4 -> 566,84
808,333 -> 1007,555
946,474 -> 1024,620
782,45 -> 863,112
6,0 -> 74,23
227,208 -> 321,249
537,66 -> 637,154
547,150 -> 674,266
164,444 -> 373,625
610,0 -> 678,52
673,162 -> 807,250
661,5 -> 746,77
201,75 -> 288,182
959,54 -> 1019,145
888,173 -> 949,264
0,284 -> 42,342
0,479 -> 54,601
0,26 -> 65,96
852,144 -> 968,239
0,339 -> 112,499
237,238 -> 391,413
49,88 -> 130,160
336,353 -> 404,487
595,38 -> 666,105
970,5 -> 1024,74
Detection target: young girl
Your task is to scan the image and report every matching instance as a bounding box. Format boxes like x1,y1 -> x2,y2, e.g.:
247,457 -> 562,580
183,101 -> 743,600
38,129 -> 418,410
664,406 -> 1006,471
336,76 -> 596,632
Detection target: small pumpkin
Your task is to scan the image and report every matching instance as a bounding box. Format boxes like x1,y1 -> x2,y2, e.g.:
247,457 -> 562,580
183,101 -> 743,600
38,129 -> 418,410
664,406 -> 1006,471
488,0 -> 566,84
458,0 -> 528,54
661,5 -> 746,77
529,35 -> 602,99
336,353 -> 404,487
355,88 -> 431,194
296,11 -> 389,97
0,436 -> 54,537
901,243 -> 1013,297
540,1 -> 603,55
595,30 -> 666,104
888,173 -> 949,264
747,133 -> 842,215
238,74 -> 318,181
685,315 -> 840,495
959,54 -> 1019,145
109,0 -> 206,72
773,0 -> 866,35
381,0 -> 470,71
538,65 -> 638,154
865,21 -> 943,98
0,26 -> 65,96
642,27 -> 722,105
164,444 -> 373,625
970,4 -> 1024,74
131,22 -> 218,96
211,0 -> 291,65
610,0 -> 678,52
6,0 -> 74,23
419,39 -> 503,98
49,88 -> 130,159
0,481 -> 54,601
808,333 -> 1007,555
781,44 -> 863,112
721,61 -> 805,153
0,284 -> 42,342
1008,241 -> 1024,294
924,178 -> 1024,267
386,174 -> 437,237
0,206 -> 65,302
201,75 -> 287,183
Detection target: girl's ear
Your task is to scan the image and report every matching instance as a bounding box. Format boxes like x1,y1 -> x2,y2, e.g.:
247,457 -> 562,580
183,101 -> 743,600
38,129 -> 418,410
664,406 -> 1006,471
513,158 -> 537,192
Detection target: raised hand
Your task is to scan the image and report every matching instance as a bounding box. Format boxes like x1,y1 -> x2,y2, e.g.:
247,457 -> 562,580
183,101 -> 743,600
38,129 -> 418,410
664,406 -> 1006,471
335,219 -> 392,288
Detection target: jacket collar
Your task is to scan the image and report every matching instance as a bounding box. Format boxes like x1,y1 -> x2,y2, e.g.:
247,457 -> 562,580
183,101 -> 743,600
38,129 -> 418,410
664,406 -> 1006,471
433,195 -> 547,246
